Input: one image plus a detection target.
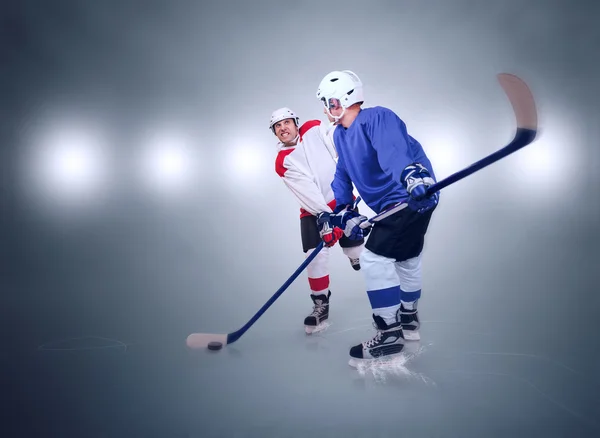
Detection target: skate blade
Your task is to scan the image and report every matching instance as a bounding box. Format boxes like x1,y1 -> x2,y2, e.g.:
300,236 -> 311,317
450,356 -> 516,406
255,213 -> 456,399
304,322 -> 330,335
348,342 -> 421,369
348,353 -> 405,369
403,330 -> 420,341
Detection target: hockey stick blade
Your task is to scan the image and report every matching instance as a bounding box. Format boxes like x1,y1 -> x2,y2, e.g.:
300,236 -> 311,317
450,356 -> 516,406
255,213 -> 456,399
498,73 -> 537,131
361,73 -> 538,225
185,332 -> 228,349
424,73 -> 537,195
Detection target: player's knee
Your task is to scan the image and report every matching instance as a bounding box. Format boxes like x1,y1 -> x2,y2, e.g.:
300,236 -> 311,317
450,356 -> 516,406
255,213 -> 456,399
360,248 -> 399,288
306,247 -> 329,278
395,254 -> 422,289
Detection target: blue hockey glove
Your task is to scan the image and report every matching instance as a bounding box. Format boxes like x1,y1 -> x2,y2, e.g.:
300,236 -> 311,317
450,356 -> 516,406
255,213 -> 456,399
408,192 -> 439,214
316,212 -> 344,247
329,206 -> 371,240
400,163 -> 439,214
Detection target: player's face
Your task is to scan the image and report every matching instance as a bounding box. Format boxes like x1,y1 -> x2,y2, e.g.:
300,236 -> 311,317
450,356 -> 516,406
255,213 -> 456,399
273,118 -> 298,145
322,98 -> 343,124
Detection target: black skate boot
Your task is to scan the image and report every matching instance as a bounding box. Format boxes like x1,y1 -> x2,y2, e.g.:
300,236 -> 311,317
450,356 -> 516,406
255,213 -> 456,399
304,291 -> 331,334
349,257 -> 361,271
348,314 -> 405,366
399,304 -> 420,341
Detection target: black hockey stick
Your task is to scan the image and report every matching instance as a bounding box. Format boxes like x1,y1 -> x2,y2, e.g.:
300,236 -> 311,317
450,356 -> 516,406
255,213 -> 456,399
361,73 -> 538,227
187,73 -> 538,350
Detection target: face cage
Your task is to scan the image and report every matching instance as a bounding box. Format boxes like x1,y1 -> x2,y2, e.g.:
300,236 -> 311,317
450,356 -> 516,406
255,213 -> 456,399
320,97 -> 342,110
321,97 -> 345,122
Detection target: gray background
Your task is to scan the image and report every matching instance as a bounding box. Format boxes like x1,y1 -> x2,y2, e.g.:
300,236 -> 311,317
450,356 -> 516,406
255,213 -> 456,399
3,0 -> 600,437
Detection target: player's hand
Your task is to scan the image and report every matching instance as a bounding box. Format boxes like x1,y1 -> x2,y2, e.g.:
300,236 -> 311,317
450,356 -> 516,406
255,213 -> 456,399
400,163 -> 435,199
329,207 -> 370,240
316,212 -> 344,247
408,192 -> 439,214
344,214 -> 371,239
401,163 -> 439,213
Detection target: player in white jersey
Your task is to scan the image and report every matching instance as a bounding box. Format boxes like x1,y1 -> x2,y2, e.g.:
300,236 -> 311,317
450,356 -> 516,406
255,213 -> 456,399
313,71 -> 439,365
270,107 -> 365,334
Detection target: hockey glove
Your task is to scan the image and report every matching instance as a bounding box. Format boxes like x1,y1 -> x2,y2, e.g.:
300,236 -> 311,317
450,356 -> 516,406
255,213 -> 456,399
329,206 -> 370,240
400,163 -> 439,214
316,212 -> 344,247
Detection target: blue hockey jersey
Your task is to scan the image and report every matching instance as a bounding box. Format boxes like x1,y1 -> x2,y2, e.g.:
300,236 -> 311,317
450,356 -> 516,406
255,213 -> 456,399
331,106 -> 437,214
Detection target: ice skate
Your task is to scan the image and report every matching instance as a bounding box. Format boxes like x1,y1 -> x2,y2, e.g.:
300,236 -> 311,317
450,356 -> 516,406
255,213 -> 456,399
304,291 -> 330,334
348,313 -> 405,368
349,257 -> 361,271
399,304 -> 420,341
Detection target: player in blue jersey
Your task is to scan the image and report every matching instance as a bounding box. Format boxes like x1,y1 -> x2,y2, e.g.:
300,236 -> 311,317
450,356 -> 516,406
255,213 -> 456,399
314,70 -> 439,365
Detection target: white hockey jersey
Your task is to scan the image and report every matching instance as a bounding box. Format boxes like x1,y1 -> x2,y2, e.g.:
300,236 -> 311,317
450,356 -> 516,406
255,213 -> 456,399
275,120 -> 339,218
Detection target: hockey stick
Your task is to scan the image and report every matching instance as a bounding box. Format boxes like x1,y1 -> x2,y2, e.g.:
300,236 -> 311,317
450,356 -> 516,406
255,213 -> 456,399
186,195 -> 363,349
360,72 -> 538,228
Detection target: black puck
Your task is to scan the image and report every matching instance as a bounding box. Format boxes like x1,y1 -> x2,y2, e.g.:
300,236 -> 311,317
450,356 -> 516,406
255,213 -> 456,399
207,341 -> 223,351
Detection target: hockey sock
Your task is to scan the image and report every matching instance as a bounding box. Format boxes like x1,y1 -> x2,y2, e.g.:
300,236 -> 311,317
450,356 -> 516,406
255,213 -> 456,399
400,289 -> 421,310
308,275 -> 329,295
367,286 -> 401,325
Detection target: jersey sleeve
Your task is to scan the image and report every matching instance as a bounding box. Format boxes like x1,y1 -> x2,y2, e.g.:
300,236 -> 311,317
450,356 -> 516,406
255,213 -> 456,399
331,159 -> 354,207
365,108 -> 419,184
276,151 -> 333,215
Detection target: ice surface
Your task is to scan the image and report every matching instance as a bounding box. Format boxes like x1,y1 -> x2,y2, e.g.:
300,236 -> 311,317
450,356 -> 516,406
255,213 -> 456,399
21,295 -> 600,438
11,198 -> 600,438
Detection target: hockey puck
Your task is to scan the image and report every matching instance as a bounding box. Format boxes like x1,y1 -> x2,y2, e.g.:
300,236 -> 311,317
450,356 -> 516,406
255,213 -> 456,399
207,341 -> 223,351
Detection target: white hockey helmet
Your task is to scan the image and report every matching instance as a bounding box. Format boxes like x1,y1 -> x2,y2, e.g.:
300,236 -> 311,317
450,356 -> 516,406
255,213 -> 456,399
316,70 -> 364,110
269,107 -> 300,134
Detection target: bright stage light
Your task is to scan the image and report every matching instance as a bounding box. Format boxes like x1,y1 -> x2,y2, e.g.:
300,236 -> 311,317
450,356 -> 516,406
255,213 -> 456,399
46,143 -> 101,188
226,138 -> 269,183
422,133 -> 471,181
137,128 -> 198,196
23,117 -> 111,208
508,110 -> 581,201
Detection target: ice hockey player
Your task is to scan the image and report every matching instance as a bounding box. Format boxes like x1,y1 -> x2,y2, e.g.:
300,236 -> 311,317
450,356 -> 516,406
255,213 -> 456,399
270,107 -> 365,334
314,71 -> 439,365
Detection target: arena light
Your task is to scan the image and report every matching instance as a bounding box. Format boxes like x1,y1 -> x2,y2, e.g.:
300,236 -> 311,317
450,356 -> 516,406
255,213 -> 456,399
23,117 -> 111,208
509,110 -> 580,201
137,128 -> 198,196
422,133 -> 471,181
227,138 -> 269,183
